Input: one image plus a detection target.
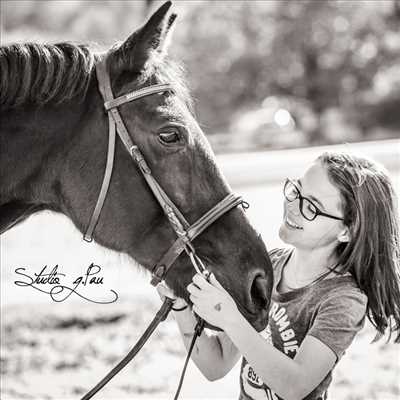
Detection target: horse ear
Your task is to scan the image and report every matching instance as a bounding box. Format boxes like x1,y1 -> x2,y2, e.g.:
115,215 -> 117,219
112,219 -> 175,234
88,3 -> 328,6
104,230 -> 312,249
111,1 -> 177,74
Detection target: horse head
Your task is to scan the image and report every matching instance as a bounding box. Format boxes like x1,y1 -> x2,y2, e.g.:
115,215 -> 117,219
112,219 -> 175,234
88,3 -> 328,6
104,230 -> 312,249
0,1 -> 273,331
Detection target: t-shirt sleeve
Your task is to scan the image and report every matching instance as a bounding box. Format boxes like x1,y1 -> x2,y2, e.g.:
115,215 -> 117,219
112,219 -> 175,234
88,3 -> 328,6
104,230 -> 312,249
268,247 -> 289,269
307,288 -> 367,360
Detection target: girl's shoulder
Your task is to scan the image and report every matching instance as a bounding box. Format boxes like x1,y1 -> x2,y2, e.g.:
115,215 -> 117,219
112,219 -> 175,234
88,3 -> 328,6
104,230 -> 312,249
320,275 -> 368,308
268,247 -> 292,269
267,247 -> 293,286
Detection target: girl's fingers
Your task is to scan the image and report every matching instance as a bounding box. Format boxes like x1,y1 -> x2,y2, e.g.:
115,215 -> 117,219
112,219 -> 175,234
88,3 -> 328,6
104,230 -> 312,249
192,273 -> 210,288
192,272 -> 226,293
189,294 -> 200,304
187,282 -> 202,296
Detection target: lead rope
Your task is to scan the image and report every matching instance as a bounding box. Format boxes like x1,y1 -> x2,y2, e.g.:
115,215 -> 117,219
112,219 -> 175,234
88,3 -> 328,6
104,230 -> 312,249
80,297 -> 174,400
173,319 -> 204,400
80,253 -> 209,400
79,299 -> 201,400
173,269 -> 211,400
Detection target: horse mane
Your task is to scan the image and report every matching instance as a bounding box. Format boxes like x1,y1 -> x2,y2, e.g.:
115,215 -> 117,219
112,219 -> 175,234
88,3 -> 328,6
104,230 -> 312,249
0,42 -> 96,110
0,41 -> 193,112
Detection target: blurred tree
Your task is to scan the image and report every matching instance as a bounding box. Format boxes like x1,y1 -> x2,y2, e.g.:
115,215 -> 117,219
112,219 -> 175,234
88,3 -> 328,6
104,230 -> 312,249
171,0 -> 400,143
0,0 -> 145,43
268,0 -> 400,143
1,0 -> 399,147
172,1 -> 277,133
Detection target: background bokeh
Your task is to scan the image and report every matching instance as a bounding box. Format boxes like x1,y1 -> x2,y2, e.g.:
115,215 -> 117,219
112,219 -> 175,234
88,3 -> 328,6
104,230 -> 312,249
1,1 -> 399,399
1,0 -> 400,152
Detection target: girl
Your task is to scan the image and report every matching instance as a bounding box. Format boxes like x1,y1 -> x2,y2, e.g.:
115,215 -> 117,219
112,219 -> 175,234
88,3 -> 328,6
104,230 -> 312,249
157,151 -> 400,400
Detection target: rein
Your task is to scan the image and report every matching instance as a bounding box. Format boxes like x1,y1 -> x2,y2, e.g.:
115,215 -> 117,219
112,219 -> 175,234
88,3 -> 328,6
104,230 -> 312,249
81,297 -> 174,400
80,55 -> 246,400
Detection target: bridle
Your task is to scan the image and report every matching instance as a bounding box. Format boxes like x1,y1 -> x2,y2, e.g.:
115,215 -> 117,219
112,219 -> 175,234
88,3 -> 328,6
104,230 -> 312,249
80,55 -> 247,400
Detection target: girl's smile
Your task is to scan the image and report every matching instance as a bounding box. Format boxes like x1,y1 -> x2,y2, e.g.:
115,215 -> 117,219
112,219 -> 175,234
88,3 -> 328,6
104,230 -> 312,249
279,161 -> 348,251
284,214 -> 303,230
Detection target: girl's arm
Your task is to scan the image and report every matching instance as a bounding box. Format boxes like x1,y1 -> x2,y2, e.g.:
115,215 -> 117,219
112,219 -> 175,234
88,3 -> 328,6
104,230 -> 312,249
189,273 -> 336,400
225,314 -> 336,400
157,283 -> 240,380
173,307 -> 241,380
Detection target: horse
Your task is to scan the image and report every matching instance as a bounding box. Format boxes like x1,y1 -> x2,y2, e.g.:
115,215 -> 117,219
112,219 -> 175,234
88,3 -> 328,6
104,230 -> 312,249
0,1 -> 273,333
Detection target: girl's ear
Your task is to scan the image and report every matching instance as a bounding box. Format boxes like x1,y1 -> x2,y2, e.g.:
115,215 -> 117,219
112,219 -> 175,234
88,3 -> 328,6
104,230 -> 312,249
337,228 -> 350,243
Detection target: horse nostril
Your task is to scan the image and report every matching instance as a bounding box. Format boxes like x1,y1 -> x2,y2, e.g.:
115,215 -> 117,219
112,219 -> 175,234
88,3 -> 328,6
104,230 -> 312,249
250,275 -> 270,310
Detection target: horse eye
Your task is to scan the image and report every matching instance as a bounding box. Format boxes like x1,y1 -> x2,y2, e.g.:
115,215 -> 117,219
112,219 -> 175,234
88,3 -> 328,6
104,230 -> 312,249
159,131 -> 180,144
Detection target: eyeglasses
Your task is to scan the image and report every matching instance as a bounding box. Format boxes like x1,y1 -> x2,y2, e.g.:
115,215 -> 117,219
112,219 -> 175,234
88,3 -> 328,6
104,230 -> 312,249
283,178 -> 344,221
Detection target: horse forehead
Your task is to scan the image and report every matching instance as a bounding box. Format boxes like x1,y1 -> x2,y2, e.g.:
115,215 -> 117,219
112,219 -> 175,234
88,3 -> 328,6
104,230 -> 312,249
125,91 -> 186,122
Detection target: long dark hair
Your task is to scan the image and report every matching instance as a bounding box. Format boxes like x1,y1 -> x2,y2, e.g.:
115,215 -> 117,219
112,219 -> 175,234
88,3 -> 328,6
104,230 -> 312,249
318,152 -> 400,342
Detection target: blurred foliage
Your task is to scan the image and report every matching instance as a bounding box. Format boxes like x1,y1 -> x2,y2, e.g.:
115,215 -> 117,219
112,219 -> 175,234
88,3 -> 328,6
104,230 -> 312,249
1,0 -> 399,151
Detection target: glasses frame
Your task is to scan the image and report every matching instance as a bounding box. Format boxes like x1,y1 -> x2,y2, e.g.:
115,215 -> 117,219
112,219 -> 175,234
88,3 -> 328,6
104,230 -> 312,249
283,178 -> 344,222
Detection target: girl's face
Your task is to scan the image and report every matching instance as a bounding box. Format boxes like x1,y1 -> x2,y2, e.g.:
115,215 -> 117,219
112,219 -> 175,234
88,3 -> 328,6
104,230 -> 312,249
279,161 -> 347,251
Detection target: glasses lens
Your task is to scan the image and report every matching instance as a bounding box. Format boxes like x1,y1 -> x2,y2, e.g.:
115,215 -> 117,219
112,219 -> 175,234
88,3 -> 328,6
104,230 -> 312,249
284,180 -> 298,201
302,198 -> 318,220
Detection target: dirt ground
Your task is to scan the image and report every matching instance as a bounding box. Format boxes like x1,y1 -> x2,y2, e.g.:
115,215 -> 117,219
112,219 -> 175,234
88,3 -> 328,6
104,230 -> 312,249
1,293 -> 399,400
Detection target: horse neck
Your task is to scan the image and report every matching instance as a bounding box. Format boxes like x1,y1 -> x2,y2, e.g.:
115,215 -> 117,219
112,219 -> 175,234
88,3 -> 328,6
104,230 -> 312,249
0,98 -> 92,209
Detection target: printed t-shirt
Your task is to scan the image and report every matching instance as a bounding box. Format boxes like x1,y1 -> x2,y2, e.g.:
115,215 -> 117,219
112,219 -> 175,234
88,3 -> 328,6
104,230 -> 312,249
239,247 -> 368,400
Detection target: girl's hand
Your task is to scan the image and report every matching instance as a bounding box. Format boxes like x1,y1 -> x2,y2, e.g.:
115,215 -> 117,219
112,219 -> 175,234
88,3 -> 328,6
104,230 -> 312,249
156,283 -> 187,309
187,272 -> 239,330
